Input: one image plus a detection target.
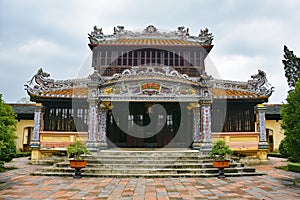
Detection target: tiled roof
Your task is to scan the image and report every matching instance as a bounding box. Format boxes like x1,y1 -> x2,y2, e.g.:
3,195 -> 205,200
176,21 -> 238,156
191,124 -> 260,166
211,88 -> 262,99
9,104 -> 36,114
92,38 -> 210,46
35,87 -> 88,98
264,104 -> 282,115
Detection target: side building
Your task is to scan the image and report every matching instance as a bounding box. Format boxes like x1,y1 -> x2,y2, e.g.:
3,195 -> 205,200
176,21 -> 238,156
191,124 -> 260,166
9,103 -> 36,152
264,104 -> 284,152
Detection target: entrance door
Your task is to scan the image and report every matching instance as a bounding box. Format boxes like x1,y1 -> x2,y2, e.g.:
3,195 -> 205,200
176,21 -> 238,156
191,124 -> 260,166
106,102 -> 192,148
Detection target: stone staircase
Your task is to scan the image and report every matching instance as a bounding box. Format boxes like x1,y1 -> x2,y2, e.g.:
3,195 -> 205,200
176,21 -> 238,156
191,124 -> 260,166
31,149 -> 264,178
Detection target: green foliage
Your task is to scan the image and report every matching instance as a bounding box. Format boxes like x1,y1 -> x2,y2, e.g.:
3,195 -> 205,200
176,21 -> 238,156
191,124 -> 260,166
282,45 -> 300,88
287,163 -> 300,173
209,140 -> 233,160
15,152 -> 31,158
278,138 -> 291,158
0,94 -> 17,163
66,141 -> 90,160
281,80 -> 300,162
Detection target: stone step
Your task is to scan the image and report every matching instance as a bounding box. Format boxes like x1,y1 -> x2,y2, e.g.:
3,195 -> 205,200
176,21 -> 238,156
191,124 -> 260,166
84,150 -> 201,157
83,156 -> 208,160
32,168 -> 262,177
81,159 -> 213,165
32,149 -> 262,178
31,171 -> 265,178
54,162 -> 244,169
38,166 -> 256,174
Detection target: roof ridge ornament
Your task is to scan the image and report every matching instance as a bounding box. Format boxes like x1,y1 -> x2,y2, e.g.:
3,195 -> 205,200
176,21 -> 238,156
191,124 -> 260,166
24,68 -> 86,95
248,70 -> 274,96
88,25 -> 214,45
144,25 -> 158,33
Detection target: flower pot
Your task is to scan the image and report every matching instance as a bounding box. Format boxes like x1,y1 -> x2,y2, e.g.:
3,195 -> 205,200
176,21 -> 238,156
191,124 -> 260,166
213,160 -> 230,178
213,160 -> 230,168
69,160 -> 87,168
69,160 -> 87,178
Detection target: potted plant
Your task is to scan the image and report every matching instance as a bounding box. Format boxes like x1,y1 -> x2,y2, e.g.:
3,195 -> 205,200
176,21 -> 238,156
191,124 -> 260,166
66,141 -> 90,178
209,140 -> 233,178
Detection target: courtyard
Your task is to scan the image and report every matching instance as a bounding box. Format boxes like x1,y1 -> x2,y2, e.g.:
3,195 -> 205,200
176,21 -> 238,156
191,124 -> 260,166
0,156 -> 299,200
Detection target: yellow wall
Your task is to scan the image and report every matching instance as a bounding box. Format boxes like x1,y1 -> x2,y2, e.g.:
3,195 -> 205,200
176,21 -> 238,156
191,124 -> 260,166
15,119 -> 34,151
266,119 -> 284,152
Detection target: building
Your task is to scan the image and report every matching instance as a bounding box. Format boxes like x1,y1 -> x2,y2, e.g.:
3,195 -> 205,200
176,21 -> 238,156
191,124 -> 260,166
264,104 -> 284,152
9,104 -> 36,152
24,25 -> 274,162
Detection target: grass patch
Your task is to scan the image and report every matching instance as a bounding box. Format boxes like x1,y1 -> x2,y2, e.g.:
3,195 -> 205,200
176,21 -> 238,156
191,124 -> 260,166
276,165 -> 289,171
268,152 -> 287,158
15,152 -> 31,158
276,162 -> 300,173
288,162 -> 300,173
0,166 -> 18,173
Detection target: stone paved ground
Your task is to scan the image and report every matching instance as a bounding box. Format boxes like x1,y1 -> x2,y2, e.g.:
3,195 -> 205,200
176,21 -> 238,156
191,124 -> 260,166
0,157 -> 299,200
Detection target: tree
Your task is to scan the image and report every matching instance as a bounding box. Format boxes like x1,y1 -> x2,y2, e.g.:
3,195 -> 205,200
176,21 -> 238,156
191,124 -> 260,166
282,45 -> 300,89
0,94 -> 17,164
280,80 -> 300,162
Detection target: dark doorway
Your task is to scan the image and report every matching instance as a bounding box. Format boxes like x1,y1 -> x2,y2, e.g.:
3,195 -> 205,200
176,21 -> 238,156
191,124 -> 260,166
107,102 -> 192,148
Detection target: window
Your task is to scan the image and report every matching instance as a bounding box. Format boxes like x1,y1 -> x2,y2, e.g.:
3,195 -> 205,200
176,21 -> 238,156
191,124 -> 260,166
45,107 -> 88,132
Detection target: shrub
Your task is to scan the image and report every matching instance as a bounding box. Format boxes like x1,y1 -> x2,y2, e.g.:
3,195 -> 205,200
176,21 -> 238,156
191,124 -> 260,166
288,163 -> 300,173
279,138 -> 290,158
209,140 -> 233,160
0,94 -> 17,163
66,141 -> 90,160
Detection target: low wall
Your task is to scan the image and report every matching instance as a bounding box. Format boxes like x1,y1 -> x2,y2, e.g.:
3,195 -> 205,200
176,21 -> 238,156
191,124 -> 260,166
31,131 -> 267,163
212,132 -> 267,158
31,131 -> 88,163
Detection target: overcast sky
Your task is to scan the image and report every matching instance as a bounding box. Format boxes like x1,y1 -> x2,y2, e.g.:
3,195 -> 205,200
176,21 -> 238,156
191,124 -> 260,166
1,0 -> 300,103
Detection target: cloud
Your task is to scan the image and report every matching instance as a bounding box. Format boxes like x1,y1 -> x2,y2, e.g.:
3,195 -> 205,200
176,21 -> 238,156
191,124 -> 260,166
1,0 -> 300,103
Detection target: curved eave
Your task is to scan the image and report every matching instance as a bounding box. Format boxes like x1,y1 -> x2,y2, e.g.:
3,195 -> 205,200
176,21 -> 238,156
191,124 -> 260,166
27,87 -> 88,102
211,88 -> 270,102
27,86 -> 270,103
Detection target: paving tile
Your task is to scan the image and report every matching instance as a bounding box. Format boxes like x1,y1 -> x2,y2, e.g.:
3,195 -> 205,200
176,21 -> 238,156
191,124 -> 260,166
1,157 -> 300,199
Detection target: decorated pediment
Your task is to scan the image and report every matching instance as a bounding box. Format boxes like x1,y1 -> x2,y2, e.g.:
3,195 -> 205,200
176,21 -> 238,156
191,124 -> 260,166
101,80 -> 198,97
